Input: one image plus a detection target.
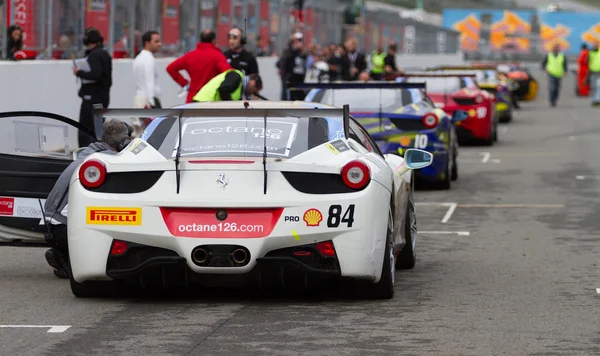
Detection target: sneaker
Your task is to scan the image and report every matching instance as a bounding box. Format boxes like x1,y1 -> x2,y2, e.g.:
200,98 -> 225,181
45,248 -> 64,270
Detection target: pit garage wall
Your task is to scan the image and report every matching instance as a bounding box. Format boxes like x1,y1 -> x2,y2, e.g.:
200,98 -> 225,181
0,54 -> 465,121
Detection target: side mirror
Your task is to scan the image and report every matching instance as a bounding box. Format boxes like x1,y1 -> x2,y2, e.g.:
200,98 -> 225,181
72,147 -> 86,160
404,148 -> 434,169
452,110 -> 469,122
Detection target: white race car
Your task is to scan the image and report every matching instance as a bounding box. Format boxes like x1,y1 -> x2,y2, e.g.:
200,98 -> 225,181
0,101 -> 432,299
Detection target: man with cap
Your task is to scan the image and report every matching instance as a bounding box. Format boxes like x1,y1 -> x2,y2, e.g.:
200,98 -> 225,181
72,28 -> 113,147
224,27 -> 259,76
282,32 -> 307,100
193,70 -> 263,102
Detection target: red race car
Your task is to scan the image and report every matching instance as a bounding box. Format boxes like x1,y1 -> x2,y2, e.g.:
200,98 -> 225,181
392,72 -> 498,146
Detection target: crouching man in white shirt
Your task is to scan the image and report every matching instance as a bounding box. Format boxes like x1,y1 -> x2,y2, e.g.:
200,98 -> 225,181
132,31 -> 162,136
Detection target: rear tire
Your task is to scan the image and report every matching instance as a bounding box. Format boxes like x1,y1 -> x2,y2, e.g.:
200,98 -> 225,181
451,150 -> 458,181
364,209 -> 395,299
397,199 -> 417,270
70,274 -> 125,298
438,157 -> 451,190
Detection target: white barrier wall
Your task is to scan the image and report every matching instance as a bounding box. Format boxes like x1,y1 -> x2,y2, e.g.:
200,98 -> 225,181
0,53 -> 465,121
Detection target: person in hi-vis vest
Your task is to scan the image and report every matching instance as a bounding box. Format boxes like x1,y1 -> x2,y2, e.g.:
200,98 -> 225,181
193,69 -> 263,102
588,41 -> 600,106
541,43 -> 567,107
370,47 -> 386,80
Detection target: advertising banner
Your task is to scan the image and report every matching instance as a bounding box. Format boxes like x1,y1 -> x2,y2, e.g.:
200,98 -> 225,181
161,0 -> 180,44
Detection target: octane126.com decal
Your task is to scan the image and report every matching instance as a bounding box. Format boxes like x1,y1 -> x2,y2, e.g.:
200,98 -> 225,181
284,205 -> 356,228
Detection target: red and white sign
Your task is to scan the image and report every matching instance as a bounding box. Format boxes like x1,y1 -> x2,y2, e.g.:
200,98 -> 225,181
0,198 -> 15,216
161,0 -> 180,45
0,196 -> 48,218
85,0 -> 110,41
11,0 -> 37,53
160,207 -> 283,238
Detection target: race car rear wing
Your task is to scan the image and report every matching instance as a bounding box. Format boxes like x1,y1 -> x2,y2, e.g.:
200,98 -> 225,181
287,82 -> 427,90
92,104 -> 350,195
386,72 -> 477,79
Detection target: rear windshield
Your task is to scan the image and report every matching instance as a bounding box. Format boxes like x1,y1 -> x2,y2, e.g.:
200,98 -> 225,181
403,77 -> 466,92
476,70 -> 498,83
310,88 -> 410,112
148,116 -> 338,159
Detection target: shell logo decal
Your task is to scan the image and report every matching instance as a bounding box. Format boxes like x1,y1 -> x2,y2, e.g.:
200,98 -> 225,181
399,136 -> 412,147
303,209 -> 323,227
468,109 -> 476,117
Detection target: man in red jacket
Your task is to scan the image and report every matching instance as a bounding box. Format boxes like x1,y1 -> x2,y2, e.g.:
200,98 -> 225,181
166,29 -> 232,103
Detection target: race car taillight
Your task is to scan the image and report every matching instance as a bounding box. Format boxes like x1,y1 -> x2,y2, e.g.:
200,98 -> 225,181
110,240 -> 129,256
341,160 -> 371,190
475,94 -> 484,103
79,159 -> 107,188
422,113 -> 438,129
316,241 -> 336,257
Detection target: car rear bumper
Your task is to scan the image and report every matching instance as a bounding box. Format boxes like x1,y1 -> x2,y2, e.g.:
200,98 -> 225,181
68,182 -> 390,285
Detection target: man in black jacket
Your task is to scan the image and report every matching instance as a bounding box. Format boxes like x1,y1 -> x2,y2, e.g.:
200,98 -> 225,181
341,38 -> 367,81
282,32 -> 307,100
73,28 -> 112,147
224,27 -> 259,75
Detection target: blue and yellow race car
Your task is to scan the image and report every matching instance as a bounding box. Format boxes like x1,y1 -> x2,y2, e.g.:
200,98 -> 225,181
290,82 -> 468,190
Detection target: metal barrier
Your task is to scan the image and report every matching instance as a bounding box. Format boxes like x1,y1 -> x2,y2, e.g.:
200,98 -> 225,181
2,0 -> 461,60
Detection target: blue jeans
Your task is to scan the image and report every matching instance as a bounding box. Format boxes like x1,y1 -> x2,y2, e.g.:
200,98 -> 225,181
548,74 -> 561,104
591,72 -> 600,103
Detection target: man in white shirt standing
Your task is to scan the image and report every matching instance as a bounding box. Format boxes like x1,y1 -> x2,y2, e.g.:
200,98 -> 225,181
133,31 -> 162,136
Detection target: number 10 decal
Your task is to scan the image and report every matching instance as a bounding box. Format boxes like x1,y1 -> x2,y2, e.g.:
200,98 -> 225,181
327,205 -> 355,228
414,134 -> 428,149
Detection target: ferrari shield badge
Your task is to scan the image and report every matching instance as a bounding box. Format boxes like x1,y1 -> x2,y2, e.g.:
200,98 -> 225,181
217,173 -> 229,190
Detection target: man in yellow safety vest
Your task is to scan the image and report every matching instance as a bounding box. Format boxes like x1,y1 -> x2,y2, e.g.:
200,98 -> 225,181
541,43 -> 567,107
588,41 -> 600,106
193,69 -> 263,102
370,47 -> 386,80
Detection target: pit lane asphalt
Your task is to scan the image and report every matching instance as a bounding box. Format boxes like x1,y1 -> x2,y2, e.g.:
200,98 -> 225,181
1,69 -> 599,356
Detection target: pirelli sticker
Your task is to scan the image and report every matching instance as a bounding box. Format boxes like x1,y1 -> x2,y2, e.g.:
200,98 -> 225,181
86,207 -> 142,225
325,139 -> 350,154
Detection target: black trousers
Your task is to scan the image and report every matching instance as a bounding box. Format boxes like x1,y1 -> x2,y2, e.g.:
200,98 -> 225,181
79,97 -> 109,147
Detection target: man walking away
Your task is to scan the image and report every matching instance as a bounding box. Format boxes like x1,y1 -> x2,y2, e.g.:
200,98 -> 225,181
224,27 -> 259,75
282,32 -> 307,100
133,31 -> 162,136
370,47 -> 386,80
167,29 -> 232,103
542,43 -> 567,107
341,38 -> 367,81
73,28 -> 112,148
193,70 -> 262,102
42,120 -> 132,279
588,42 -> 600,105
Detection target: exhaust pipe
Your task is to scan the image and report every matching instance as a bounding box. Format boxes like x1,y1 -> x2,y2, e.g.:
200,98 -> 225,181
192,248 -> 209,265
231,248 -> 249,265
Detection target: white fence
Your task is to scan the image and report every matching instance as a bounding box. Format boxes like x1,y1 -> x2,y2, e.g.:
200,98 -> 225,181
0,53 -> 466,121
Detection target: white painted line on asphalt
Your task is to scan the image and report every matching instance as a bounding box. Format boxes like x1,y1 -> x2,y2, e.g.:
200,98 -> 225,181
576,175 -> 586,180
0,325 -> 71,333
415,202 -> 458,223
481,152 -> 491,163
596,288 -> 600,294
420,231 -> 470,236
441,203 -> 457,224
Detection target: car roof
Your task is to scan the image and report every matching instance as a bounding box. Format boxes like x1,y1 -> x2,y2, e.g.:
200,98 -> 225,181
170,100 -> 339,110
